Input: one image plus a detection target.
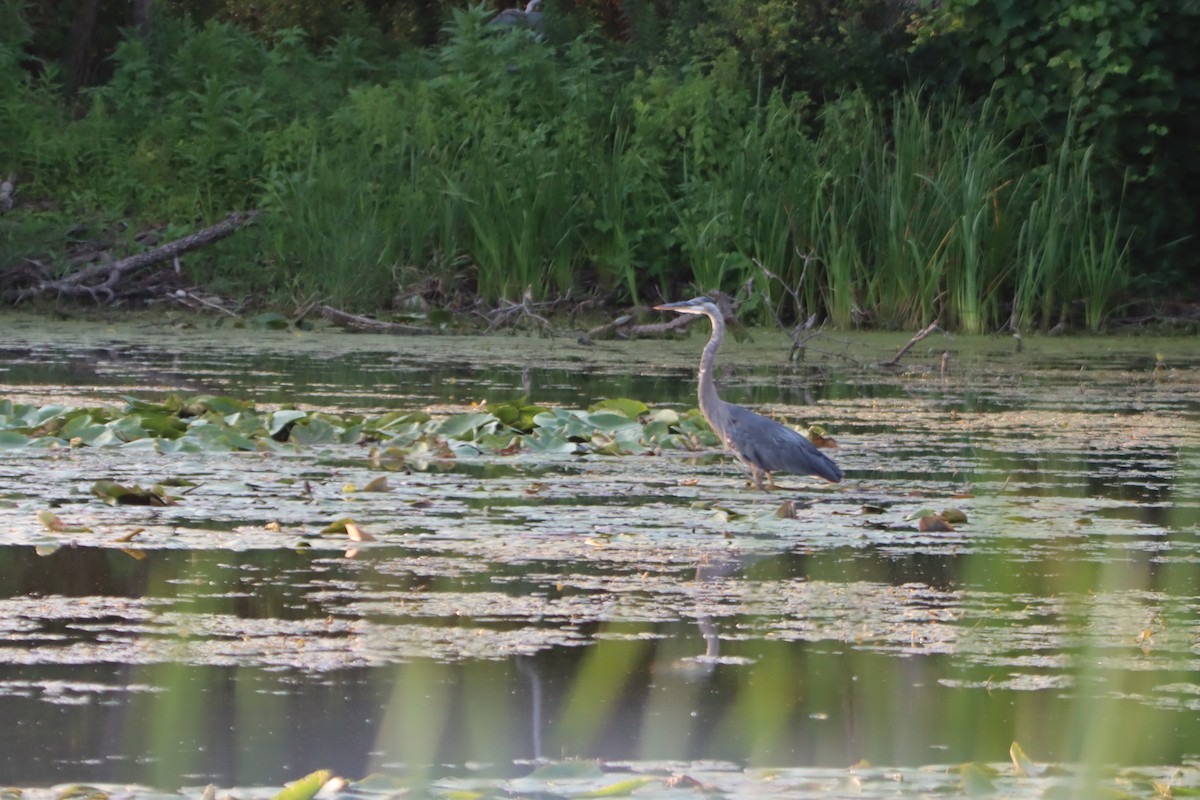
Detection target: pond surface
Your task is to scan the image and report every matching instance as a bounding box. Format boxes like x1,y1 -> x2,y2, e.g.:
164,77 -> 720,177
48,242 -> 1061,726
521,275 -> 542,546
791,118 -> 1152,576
1,313 -> 1199,797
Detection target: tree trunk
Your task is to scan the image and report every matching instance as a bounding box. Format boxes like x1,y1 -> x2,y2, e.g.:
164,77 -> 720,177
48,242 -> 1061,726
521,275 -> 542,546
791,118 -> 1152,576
132,0 -> 152,41
64,0 -> 101,94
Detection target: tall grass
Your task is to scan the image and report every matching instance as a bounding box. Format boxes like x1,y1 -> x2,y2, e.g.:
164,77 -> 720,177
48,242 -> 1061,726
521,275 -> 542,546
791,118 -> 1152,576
770,93 -> 1131,332
2,8 -> 1133,329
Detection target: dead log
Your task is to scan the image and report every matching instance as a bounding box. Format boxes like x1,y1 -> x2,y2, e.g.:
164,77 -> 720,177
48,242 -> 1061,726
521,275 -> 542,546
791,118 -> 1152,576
585,294 -> 741,341
5,211 -> 259,304
320,305 -> 434,335
585,311 -> 697,340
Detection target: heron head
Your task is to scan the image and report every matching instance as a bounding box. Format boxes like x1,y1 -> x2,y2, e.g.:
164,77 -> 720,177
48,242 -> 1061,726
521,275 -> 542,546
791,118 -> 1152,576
654,296 -> 718,315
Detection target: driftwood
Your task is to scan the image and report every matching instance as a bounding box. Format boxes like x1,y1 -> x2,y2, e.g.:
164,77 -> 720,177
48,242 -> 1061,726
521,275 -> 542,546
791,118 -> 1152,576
479,289 -> 556,333
320,305 -> 434,335
169,289 -> 246,319
585,292 -> 741,341
880,320 -> 943,367
584,311 -> 697,341
5,211 -> 258,304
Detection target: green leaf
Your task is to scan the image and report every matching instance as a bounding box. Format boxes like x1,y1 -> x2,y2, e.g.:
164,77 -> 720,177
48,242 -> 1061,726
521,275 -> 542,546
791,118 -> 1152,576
585,411 -> 643,434
1009,741 -> 1045,777
108,415 -> 153,442
87,429 -> 125,447
26,436 -> 69,449
250,311 -> 292,330
269,410 -> 309,436
0,431 -> 30,449
135,412 -> 187,439
194,395 -> 255,416
641,419 -> 673,443
959,763 -> 997,795
524,430 -> 579,454
58,413 -> 99,440
437,412 -> 498,440
270,769 -> 335,800
183,423 -> 259,452
578,777 -> 657,797
30,404 -> 71,426
374,410 -> 432,429
476,432 -> 522,452
533,409 -> 594,441
378,422 -> 425,447
645,408 -> 680,426
91,480 -> 172,506
122,395 -> 174,413
589,398 -> 649,418
151,438 -> 202,454
338,422 -> 364,444
289,417 -> 343,445
940,508 -> 969,524
491,401 -> 547,432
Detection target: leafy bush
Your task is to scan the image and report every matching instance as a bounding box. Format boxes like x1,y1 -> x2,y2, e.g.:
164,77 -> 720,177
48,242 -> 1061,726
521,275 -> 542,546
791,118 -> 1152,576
911,0 -> 1200,292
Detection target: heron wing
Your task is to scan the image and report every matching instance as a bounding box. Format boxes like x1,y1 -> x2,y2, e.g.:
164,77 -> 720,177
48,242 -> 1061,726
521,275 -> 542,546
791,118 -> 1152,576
720,403 -> 843,483
488,8 -> 527,27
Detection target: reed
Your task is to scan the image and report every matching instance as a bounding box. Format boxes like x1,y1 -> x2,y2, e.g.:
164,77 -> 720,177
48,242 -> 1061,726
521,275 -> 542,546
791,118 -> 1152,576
262,151 -> 400,308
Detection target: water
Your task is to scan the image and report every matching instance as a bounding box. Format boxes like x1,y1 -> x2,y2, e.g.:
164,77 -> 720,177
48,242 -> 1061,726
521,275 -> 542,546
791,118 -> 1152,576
1,314 -> 1199,796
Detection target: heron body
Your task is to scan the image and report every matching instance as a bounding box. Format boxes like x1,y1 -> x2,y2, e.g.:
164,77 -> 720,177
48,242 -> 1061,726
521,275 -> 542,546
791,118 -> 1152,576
656,297 -> 844,490
488,0 -> 544,35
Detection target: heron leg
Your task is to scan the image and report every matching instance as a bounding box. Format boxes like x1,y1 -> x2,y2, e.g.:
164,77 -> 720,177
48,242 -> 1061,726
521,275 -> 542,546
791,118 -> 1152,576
749,465 -> 767,490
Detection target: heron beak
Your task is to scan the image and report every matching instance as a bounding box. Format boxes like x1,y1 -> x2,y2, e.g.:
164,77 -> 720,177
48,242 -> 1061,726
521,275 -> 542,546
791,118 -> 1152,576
655,299 -> 709,315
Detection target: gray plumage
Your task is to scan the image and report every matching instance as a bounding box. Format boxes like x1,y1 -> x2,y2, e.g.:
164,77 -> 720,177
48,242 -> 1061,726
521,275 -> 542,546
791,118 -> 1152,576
488,0 -> 544,35
656,296 -> 843,489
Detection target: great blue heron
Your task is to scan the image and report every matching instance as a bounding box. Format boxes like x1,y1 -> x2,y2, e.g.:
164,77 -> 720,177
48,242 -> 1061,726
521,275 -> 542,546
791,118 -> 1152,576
488,0 -> 544,35
656,296 -> 844,490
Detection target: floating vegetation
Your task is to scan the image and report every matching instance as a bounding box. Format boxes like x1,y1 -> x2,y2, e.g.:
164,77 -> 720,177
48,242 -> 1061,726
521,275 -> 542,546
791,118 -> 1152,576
270,769 -> 338,800
7,757 -> 1200,800
0,395 -> 722,458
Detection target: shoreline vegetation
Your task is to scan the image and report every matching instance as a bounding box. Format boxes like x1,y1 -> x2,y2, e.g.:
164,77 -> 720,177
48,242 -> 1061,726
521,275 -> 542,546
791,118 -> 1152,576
2,2 -> 1197,334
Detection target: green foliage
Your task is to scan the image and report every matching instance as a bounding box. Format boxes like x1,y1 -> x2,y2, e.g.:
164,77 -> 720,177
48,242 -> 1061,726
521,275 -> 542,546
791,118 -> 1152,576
911,0 -> 1200,291
0,394 -> 714,457
664,0 -> 914,99
0,10 -> 65,189
0,2 -> 1141,330
790,92 -> 1131,332
913,0 -> 1173,152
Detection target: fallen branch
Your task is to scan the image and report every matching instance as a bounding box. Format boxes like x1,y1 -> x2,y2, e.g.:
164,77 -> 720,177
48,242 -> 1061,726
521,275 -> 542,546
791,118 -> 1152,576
880,320 -> 943,367
477,287 -> 564,334
5,211 -> 259,304
169,289 -> 245,320
320,305 -> 434,335
585,293 -> 741,341
585,310 -> 697,340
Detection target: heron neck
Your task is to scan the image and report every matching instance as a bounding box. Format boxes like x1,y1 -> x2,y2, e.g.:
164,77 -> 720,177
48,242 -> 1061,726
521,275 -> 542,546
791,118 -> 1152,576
697,310 -> 724,418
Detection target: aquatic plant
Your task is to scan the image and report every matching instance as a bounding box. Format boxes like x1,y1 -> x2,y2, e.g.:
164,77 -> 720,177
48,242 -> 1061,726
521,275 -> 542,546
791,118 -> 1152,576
0,394 -> 724,457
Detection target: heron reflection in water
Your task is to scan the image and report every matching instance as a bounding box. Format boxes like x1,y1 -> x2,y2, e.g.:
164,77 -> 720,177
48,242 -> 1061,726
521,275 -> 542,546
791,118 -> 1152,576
656,296 -> 843,490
